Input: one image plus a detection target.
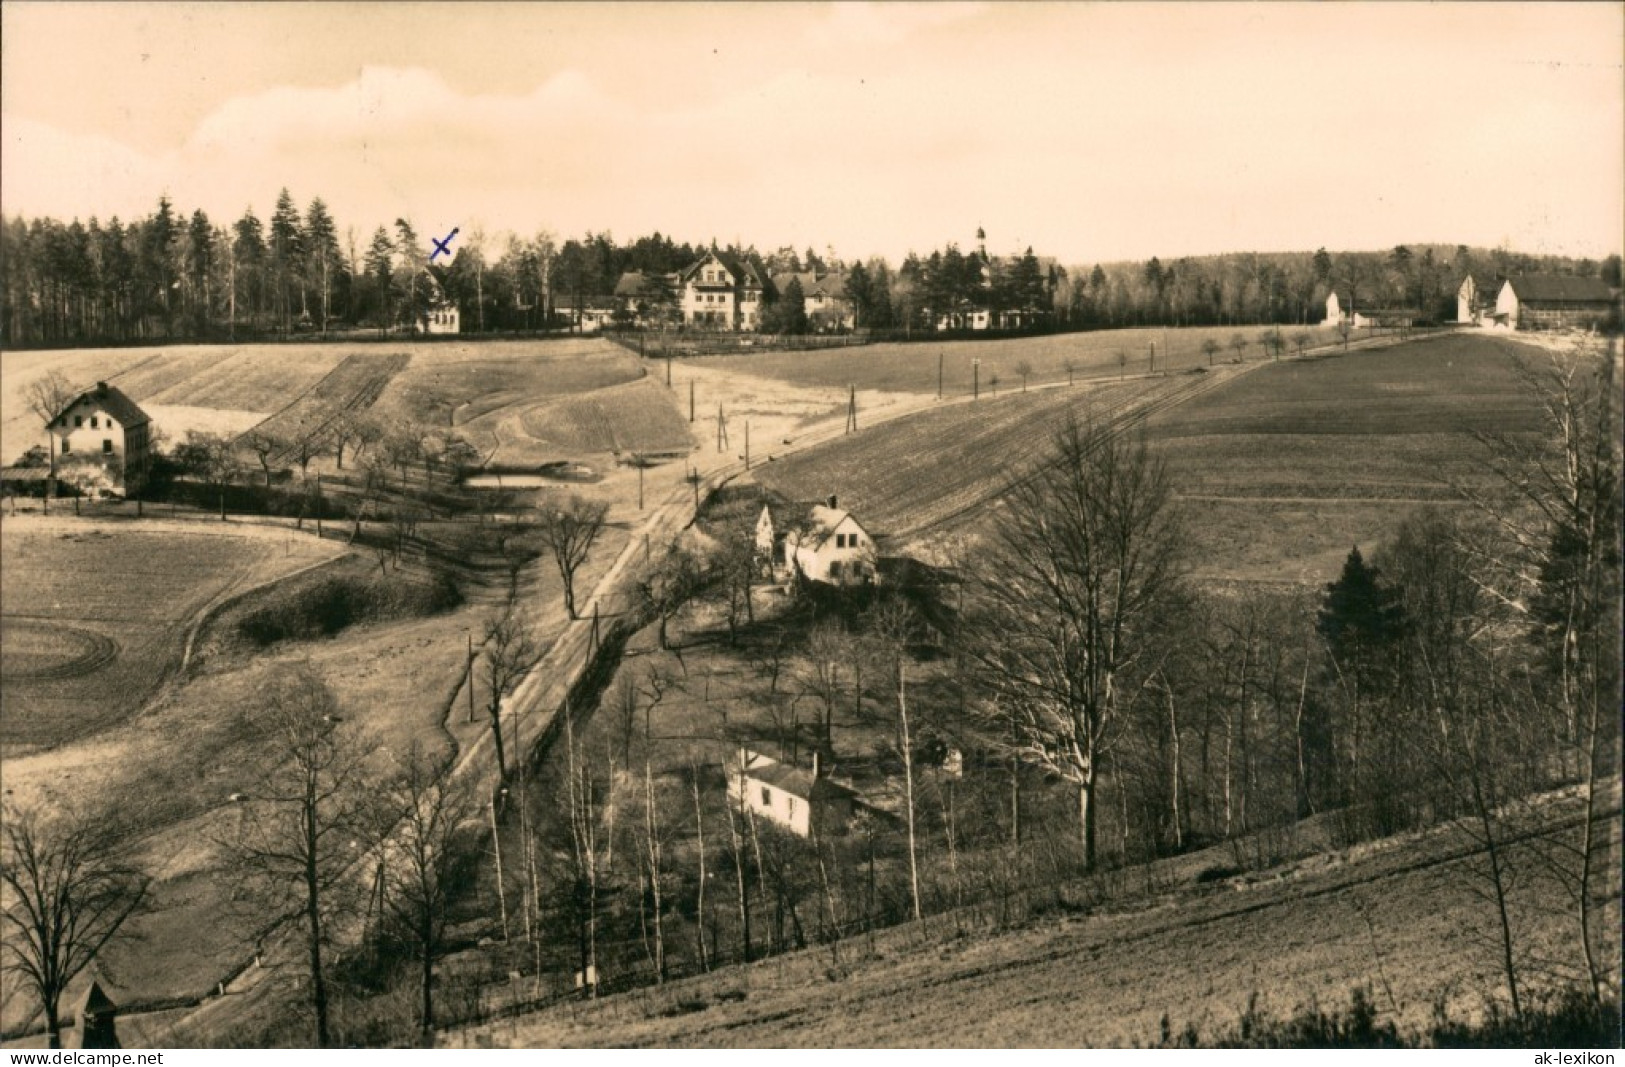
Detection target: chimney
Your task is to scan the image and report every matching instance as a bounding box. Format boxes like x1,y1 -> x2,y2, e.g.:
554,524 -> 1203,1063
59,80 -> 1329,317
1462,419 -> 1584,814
96,381 -> 108,393
826,494 -> 838,510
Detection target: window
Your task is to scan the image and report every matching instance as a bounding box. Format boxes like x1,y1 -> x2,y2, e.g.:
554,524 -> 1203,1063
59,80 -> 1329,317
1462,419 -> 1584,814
102,439 -> 113,454
760,786 -> 772,807
828,560 -> 842,579
835,533 -> 845,548
74,416 -> 83,428
62,438 -> 71,453
787,797 -> 797,818
90,416 -> 99,429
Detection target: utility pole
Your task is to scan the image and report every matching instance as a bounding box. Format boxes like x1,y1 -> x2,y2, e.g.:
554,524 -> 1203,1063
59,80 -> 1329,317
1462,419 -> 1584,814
637,462 -> 644,510
314,473 -> 322,537
744,420 -> 750,470
466,633 -> 476,723
717,404 -> 728,452
937,352 -> 944,399
689,380 -> 695,423
973,359 -> 981,400
845,384 -> 857,434
1149,341 -> 1155,374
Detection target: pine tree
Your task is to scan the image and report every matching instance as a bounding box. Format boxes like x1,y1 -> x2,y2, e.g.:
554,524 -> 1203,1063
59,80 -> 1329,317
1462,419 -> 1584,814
269,189 -> 303,331
302,198 -> 342,332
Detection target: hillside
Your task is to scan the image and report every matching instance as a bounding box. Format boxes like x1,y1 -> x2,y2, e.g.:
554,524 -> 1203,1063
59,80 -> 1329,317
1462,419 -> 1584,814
450,791 -> 1620,1048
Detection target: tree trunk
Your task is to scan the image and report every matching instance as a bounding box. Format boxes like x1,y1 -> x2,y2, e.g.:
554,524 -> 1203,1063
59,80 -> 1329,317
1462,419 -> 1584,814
899,663 -> 921,920
1080,758 -> 1097,871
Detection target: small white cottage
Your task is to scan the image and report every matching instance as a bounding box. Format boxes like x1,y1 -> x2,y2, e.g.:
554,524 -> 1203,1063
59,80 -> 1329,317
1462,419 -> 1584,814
729,748 -> 856,838
757,495 -> 877,586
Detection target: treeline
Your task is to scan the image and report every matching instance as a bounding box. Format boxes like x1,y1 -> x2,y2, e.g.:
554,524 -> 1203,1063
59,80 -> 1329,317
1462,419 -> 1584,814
1060,245 -> 1623,329
5,189 -> 1621,348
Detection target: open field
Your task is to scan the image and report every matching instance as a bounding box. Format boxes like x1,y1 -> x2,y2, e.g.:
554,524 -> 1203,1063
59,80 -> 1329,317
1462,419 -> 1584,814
0,507 -> 634,1020
701,323 -> 1352,397
452,794 -> 1619,1048
377,339 -> 644,428
0,516 -> 341,752
756,333 -> 1550,584
509,377 -> 694,458
1148,332 -> 1549,584
247,352 -> 411,458
1,338 -> 645,466
752,375 -> 1183,546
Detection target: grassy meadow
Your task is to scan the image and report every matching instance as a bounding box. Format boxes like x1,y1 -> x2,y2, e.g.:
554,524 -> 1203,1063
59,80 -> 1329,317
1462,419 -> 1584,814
703,323 -> 1351,397
756,330 -> 1548,584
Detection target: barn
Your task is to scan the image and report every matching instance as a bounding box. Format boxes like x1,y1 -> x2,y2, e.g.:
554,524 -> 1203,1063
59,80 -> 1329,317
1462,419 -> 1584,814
1495,275 -> 1616,331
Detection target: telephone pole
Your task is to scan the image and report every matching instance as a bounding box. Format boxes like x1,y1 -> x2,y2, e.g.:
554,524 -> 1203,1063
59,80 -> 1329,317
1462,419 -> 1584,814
845,384 -> 857,434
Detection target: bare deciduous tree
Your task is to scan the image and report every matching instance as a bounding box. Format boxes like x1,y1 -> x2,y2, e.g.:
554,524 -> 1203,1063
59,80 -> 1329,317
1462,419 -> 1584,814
1,804 -> 149,1049
967,418 -> 1185,870
23,371 -> 77,513
482,609 -> 542,780
380,744 -> 479,1042
538,495 -> 610,620
224,666 -> 368,1048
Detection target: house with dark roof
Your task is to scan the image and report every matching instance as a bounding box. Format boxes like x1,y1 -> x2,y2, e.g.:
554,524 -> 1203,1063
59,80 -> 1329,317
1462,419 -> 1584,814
554,293 -> 617,333
1495,275 -> 1616,331
679,251 -> 764,330
1325,289 -> 1414,330
613,270 -> 681,325
730,748 -> 857,837
769,271 -> 853,331
45,381 -> 151,496
757,493 -> 878,587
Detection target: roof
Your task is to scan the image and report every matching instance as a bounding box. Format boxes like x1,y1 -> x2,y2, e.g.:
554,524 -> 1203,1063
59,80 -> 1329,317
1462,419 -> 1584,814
770,271 -> 848,299
614,271 -> 655,298
554,293 -> 616,311
1505,275 -> 1614,304
52,382 -> 149,428
744,760 -> 858,802
79,979 -> 117,1016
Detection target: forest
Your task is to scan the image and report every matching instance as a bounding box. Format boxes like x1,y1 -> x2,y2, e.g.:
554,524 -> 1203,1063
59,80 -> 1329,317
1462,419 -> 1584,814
2,190 -> 1619,348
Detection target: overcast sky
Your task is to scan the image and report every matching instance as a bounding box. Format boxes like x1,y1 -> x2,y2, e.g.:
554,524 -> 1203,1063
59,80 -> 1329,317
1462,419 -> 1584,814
3,2 -> 1621,266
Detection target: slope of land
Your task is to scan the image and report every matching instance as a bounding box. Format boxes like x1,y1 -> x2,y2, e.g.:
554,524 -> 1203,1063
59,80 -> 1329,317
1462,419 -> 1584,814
756,331 -> 1548,584
0,516 -> 341,753
450,792 -> 1619,1048
701,323 -> 1349,397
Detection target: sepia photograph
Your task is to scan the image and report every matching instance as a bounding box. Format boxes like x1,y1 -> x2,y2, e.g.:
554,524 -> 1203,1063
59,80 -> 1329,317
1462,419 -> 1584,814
1,0 -> 1621,1053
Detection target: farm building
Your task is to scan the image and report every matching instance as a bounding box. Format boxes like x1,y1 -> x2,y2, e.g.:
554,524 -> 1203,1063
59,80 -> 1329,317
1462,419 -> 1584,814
679,251 -> 765,331
1457,274 -> 1502,324
1325,290 -> 1413,330
757,494 -> 878,587
729,748 -> 857,837
45,381 -> 151,496
1494,275 -> 1616,331
554,294 -> 617,333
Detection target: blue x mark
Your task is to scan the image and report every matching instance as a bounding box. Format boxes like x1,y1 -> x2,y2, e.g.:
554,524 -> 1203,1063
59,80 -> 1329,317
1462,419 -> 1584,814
430,227 -> 460,262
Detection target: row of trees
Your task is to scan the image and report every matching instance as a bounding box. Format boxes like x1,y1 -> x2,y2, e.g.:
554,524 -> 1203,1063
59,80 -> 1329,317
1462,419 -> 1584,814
1062,246 -> 1623,330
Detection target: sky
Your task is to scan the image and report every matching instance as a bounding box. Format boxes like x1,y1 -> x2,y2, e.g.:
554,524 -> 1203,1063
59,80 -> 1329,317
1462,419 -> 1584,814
2,2 -> 1622,267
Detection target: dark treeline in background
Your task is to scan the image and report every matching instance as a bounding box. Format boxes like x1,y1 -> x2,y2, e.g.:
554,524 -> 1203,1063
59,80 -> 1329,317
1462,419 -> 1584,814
3,190 -> 1619,348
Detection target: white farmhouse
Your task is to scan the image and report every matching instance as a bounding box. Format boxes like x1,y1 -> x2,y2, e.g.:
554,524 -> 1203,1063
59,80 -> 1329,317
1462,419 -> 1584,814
45,381 -> 152,496
758,494 -> 877,586
729,748 -> 856,838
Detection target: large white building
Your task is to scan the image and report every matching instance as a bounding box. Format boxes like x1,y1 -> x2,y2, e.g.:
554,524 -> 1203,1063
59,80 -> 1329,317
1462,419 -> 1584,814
45,381 -> 152,496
